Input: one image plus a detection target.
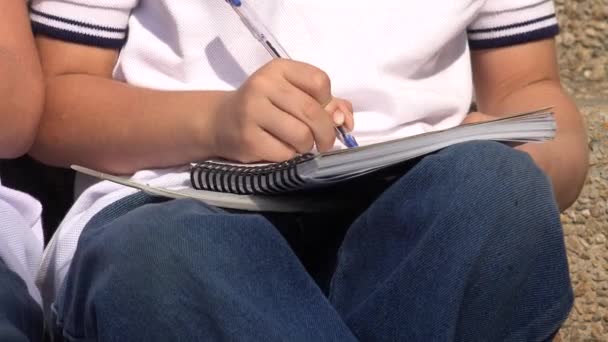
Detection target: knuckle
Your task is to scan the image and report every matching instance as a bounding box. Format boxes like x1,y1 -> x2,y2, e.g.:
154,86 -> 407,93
342,99 -> 354,112
269,58 -> 288,69
275,82 -> 291,97
310,70 -> 331,93
300,98 -> 322,119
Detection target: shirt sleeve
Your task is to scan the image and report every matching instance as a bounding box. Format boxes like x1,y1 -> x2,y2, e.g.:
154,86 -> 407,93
467,0 -> 560,50
29,0 -> 139,49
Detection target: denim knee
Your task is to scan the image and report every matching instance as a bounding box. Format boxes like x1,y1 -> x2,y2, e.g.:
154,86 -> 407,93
442,140 -> 549,184
430,141 -> 557,209
56,199 -> 288,339
76,199 -> 274,275
379,141 -> 562,245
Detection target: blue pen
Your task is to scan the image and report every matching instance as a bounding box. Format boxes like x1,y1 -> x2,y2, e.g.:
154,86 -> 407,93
225,0 -> 359,148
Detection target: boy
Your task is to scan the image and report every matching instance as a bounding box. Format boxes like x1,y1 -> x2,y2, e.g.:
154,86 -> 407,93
0,0 -> 45,340
31,0 -> 588,340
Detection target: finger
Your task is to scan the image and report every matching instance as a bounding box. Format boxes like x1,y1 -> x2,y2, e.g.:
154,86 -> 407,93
267,81 -> 336,152
325,100 -> 355,131
341,107 -> 355,132
257,101 -> 315,154
276,60 -> 333,107
249,128 -> 298,163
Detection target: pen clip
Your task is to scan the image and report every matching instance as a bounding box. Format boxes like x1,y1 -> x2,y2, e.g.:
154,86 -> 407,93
225,0 -> 290,58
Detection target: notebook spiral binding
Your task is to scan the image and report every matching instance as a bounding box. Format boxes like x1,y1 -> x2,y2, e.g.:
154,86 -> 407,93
190,154 -> 315,195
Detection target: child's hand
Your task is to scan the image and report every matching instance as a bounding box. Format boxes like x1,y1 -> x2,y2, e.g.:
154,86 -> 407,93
210,59 -> 353,163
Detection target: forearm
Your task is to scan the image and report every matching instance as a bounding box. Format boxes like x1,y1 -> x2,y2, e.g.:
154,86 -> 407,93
0,51 -> 43,158
32,74 -> 226,174
0,0 -> 44,158
477,80 -> 589,211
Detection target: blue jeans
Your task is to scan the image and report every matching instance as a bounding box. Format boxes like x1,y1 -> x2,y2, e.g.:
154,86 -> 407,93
0,259 -> 44,342
53,141 -> 573,341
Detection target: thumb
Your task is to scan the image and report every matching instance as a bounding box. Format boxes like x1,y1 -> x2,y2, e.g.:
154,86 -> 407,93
324,99 -> 355,131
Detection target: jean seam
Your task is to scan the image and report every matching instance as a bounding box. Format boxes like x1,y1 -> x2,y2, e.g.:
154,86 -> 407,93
51,302 -> 83,342
54,317 -> 89,342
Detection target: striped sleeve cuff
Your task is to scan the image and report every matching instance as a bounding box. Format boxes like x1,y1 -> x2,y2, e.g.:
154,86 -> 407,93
29,0 -> 137,49
468,0 -> 559,50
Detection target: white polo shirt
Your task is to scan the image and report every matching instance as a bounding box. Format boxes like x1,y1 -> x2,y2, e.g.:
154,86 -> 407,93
30,0 -> 560,308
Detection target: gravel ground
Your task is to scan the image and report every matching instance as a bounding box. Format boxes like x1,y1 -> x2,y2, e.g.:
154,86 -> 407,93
557,104 -> 608,341
555,0 -> 607,91
553,1 -> 608,340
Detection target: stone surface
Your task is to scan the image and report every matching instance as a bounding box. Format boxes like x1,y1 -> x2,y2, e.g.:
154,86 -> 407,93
557,104 -> 607,341
555,0 -> 608,99
552,1 -> 608,340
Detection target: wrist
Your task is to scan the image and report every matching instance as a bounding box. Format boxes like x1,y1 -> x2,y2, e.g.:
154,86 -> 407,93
187,90 -> 234,160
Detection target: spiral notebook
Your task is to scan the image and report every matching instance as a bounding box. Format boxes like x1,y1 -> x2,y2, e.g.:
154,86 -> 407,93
72,108 -> 555,212
189,108 -> 556,196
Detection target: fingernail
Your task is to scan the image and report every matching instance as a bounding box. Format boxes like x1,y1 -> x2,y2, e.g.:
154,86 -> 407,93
333,110 -> 345,125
